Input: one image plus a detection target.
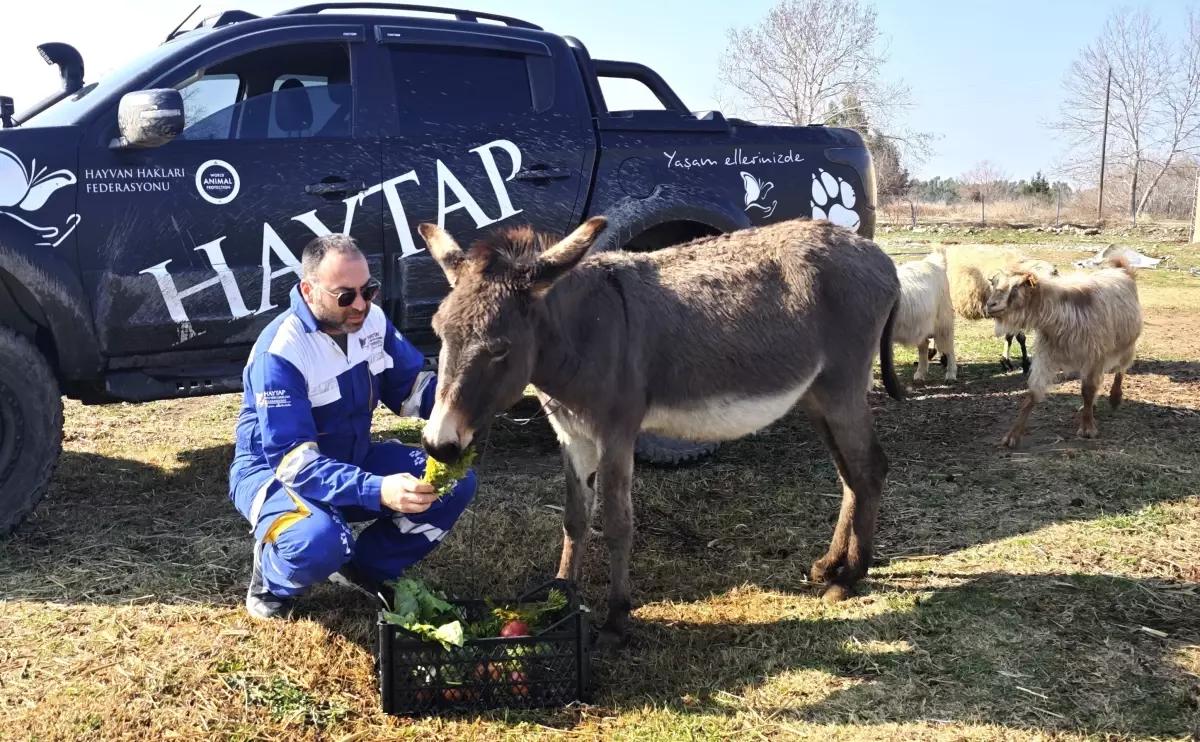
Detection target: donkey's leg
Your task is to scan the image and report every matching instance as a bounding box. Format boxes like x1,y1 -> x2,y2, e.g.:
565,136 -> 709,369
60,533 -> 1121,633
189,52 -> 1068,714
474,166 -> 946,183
556,434 -> 599,585
594,436 -> 637,650
803,389 -> 888,602
801,405 -> 853,584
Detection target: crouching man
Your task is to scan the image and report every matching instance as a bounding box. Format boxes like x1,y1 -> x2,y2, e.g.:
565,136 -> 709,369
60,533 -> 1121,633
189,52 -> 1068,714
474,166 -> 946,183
228,233 -> 476,620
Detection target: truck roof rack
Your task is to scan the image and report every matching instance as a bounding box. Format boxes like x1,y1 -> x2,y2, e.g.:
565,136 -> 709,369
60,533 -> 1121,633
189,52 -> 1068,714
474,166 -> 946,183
276,3 -> 543,30
197,10 -> 262,30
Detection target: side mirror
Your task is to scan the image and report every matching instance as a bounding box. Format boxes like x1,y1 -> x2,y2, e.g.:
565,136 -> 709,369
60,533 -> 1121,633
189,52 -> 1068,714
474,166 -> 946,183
111,89 -> 184,149
0,96 -> 14,129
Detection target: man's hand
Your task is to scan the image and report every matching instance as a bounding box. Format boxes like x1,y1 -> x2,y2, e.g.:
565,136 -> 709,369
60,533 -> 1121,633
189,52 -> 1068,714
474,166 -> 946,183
381,473 -> 438,514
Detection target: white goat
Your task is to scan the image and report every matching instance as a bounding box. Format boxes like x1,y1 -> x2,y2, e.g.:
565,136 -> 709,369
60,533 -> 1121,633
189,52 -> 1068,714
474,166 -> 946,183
930,246 -> 1059,373
984,255 -> 1143,447
890,252 -> 956,384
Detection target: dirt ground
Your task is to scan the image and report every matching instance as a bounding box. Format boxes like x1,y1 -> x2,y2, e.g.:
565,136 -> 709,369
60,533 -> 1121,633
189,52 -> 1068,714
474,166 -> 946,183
1,230 -> 1197,741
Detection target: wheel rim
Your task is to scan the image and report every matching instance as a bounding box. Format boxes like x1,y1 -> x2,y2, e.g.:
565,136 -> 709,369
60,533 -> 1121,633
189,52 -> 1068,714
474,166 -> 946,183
0,377 -> 23,486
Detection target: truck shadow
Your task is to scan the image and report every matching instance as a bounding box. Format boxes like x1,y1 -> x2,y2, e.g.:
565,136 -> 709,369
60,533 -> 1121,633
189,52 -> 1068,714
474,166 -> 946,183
596,571 -> 1200,738
1129,359 -> 1200,384
0,443 -> 249,606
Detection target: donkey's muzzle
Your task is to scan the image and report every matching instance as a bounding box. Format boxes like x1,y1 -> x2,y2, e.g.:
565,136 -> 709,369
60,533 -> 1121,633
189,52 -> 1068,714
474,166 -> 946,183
422,438 -> 462,465
422,400 -> 472,463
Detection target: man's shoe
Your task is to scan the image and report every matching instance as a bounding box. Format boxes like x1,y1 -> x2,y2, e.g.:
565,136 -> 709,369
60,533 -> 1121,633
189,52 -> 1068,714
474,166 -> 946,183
246,542 -> 295,620
247,589 -> 294,620
328,562 -> 388,604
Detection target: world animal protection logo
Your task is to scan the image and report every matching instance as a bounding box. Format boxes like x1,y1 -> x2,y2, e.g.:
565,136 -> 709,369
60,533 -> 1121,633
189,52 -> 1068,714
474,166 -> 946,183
0,147 -> 81,247
196,159 -> 241,205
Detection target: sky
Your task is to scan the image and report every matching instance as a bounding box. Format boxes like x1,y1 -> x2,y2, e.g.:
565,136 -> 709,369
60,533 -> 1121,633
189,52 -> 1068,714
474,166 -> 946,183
1,0 -> 1195,182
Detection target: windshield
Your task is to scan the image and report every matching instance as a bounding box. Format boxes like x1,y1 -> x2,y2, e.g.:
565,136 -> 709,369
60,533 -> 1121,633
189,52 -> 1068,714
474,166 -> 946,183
19,31 -> 210,128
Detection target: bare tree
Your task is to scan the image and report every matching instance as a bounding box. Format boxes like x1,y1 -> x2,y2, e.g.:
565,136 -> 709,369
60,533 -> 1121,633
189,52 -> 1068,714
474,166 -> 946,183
959,160 -> 1008,203
1140,7 -> 1200,217
1050,6 -> 1200,223
715,0 -> 933,164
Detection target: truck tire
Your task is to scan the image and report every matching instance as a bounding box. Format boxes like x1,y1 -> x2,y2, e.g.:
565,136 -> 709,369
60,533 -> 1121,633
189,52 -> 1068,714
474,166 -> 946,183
634,432 -> 722,468
0,326 -> 63,537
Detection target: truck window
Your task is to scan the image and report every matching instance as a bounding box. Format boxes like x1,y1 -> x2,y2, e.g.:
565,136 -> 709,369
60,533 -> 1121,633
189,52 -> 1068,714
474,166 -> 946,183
598,77 -> 667,113
180,74 -> 241,131
175,41 -> 353,141
389,46 -> 532,122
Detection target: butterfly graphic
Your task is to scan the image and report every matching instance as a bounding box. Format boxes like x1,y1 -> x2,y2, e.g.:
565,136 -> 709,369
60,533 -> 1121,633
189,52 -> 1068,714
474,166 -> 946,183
740,171 -> 777,219
0,147 -> 81,247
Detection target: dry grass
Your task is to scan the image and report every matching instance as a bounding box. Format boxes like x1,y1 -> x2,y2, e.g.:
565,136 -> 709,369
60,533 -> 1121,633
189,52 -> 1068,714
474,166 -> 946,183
879,199 -> 1194,233
1,236 -> 1198,741
881,198 -> 1110,228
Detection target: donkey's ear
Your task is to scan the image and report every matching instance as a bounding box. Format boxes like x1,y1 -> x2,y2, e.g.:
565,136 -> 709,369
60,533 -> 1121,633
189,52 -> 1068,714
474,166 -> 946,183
531,217 -> 607,298
418,223 -> 465,286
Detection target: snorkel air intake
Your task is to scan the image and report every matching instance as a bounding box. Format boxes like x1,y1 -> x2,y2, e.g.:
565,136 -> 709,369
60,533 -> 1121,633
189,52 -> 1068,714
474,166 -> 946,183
11,42 -> 85,125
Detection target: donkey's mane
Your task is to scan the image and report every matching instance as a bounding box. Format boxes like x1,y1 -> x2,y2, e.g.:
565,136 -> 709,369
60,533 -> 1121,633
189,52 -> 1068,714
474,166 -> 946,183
468,223 -> 560,276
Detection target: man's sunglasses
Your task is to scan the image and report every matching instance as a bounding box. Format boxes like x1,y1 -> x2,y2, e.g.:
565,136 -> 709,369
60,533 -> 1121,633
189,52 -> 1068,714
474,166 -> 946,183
319,278 -> 381,307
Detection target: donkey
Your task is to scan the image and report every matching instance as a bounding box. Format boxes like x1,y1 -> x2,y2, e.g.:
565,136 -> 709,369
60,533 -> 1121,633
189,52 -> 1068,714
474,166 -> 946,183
417,216 -> 905,649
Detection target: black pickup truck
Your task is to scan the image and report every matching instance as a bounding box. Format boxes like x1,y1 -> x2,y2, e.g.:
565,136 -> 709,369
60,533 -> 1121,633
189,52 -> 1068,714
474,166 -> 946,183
0,3 -> 876,535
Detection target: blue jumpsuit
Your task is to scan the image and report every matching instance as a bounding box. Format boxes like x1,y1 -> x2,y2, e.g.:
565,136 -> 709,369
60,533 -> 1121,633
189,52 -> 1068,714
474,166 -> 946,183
228,285 -> 476,598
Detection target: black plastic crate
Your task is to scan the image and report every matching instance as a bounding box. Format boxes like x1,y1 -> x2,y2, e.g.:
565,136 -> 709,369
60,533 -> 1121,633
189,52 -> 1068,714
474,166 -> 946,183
377,579 -> 592,715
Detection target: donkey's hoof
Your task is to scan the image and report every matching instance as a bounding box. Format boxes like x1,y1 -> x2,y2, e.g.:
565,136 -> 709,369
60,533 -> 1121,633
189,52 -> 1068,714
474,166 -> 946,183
822,584 -> 856,603
594,625 -> 630,653
810,558 -> 839,585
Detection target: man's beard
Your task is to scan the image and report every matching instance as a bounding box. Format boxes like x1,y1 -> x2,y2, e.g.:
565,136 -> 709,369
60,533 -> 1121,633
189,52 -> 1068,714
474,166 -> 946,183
313,306 -> 366,335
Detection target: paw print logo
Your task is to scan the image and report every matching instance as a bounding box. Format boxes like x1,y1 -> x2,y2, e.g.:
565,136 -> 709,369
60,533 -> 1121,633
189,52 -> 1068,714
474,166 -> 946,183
810,169 -> 860,231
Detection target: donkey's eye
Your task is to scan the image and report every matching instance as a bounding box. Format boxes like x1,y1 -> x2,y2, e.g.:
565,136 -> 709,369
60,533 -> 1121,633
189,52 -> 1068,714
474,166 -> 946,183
485,339 -> 510,361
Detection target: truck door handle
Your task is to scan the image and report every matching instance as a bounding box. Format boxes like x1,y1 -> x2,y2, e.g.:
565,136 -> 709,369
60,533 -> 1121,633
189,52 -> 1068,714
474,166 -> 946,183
513,166 -> 572,181
305,179 -> 368,199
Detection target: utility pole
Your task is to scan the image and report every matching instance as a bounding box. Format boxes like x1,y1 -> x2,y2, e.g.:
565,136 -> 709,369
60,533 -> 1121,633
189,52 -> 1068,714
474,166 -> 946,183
1191,168 -> 1200,243
1098,65 -> 1112,225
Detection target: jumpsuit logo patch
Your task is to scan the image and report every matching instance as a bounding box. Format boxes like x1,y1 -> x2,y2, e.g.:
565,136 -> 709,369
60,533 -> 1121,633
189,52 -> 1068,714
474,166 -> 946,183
255,389 -> 291,409
359,332 -> 382,349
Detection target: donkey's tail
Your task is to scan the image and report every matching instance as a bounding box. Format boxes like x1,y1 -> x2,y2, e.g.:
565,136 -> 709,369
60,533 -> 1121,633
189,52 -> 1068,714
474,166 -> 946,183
879,297 -> 905,401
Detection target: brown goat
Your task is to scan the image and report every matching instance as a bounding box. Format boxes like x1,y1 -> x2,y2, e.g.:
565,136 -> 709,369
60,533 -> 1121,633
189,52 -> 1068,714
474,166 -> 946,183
416,217 -> 904,649
984,255 -> 1143,447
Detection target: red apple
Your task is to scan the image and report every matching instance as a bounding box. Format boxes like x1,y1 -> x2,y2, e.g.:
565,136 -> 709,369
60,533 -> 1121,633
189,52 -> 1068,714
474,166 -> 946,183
500,619 -> 531,637
509,669 -> 530,696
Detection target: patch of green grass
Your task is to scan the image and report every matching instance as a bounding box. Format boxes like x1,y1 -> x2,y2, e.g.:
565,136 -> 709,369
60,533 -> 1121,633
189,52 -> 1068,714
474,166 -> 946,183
1090,505 -> 1179,532
219,671 -> 350,727
75,714 -> 104,733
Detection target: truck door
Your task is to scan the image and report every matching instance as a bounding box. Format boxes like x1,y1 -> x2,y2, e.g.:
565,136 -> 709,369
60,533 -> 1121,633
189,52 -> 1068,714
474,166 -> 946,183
76,25 -> 384,359
373,25 -> 594,356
